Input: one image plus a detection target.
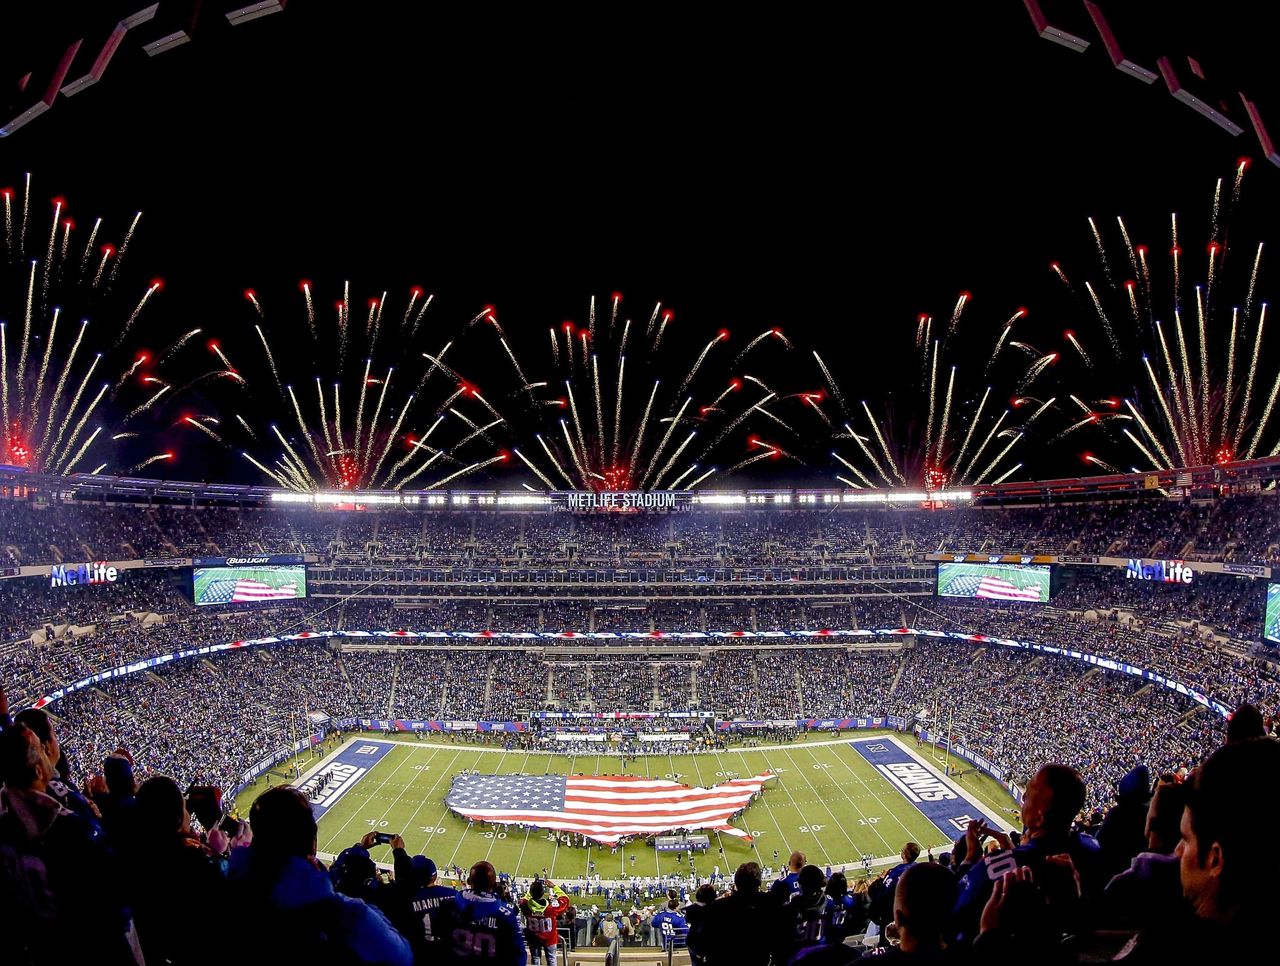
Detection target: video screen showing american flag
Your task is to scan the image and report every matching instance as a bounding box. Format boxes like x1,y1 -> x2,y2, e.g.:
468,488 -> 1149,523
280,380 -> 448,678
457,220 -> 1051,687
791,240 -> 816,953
192,564 -> 307,606
936,561 -> 1051,603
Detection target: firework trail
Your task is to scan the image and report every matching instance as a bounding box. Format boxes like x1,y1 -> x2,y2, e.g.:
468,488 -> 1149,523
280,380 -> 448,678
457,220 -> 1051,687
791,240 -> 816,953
1245,243 -> 1263,322
1117,216 -> 1140,282
819,286 -> 1041,490
944,291 -> 970,342
813,350 -> 849,416
1088,216 -> 1113,286
0,183 -> 189,475
734,327 -> 790,364
1065,331 -> 1091,367
1084,281 -> 1119,352
108,211 -> 141,287
223,285 -> 526,490
93,245 -> 114,288
677,329 -> 728,397
119,279 -> 162,342
20,173 -> 30,255
2,186 -> 12,252
1049,165 -> 1280,470
79,217 -> 101,279
985,309 -> 1024,375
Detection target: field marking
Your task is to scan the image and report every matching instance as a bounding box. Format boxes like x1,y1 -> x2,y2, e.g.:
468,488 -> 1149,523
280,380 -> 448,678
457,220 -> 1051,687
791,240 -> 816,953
778,745 -> 867,857
335,744 -> 449,856
417,747 -> 474,859
848,735 -> 1016,832
684,749 -> 743,868
489,752 -> 532,862
446,748 -> 510,871
727,746 -> 796,870
754,747 -> 834,865
808,742 -> 927,851
375,744 -> 452,855
319,744 -> 422,854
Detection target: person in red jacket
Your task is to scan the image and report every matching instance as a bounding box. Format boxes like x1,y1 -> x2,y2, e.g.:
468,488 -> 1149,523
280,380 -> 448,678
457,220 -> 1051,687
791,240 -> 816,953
520,878 -> 571,966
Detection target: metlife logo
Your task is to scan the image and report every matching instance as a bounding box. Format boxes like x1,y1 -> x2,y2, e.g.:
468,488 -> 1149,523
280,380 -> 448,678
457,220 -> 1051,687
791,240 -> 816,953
50,562 -> 120,588
1124,559 -> 1194,584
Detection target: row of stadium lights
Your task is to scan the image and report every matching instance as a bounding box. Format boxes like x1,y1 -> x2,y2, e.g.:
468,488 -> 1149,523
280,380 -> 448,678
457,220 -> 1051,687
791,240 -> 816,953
268,490 -> 975,506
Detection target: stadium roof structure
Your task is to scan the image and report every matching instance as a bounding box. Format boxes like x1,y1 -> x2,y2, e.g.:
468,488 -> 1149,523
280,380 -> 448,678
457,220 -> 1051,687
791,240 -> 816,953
4,456 -> 1280,509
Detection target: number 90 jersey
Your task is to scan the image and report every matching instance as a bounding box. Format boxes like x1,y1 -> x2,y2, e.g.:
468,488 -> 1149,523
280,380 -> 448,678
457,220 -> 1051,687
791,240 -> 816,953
451,889 -> 528,966
520,888 -> 571,947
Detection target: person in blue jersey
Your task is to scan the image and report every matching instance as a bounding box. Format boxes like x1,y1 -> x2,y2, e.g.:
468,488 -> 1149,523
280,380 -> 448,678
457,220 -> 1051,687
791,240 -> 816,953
868,843 -> 921,932
774,865 -> 831,964
650,898 -> 688,950
452,859 -> 528,965
821,871 -> 867,946
770,849 -> 807,901
951,764 -> 1102,946
386,840 -> 458,961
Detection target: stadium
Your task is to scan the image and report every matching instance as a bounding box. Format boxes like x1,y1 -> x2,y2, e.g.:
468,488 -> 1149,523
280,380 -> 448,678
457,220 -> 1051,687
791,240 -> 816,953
4,4 -> 1280,966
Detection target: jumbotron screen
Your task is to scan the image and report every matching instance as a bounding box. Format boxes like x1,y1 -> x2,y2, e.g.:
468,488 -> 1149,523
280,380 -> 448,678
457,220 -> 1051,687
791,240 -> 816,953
1265,583 -> 1280,645
936,561 -> 1051,603
192,564 -> 307,606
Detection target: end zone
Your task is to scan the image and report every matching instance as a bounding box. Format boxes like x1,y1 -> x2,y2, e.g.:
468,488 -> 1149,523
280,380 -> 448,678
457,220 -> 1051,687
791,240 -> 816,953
849,735 -> 1016,837
294,738 -> 397,819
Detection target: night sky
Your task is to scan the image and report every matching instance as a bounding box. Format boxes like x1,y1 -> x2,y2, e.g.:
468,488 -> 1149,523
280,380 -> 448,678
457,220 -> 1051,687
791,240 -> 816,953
3,1 -> 1278,487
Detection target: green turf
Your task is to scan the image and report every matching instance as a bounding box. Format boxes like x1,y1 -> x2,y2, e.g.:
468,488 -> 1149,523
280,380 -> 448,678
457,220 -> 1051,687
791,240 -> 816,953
1266,582 -> 1280,644
936,562 -> 1050,601
192,564 -> 306,604
235,732 -> 1019,880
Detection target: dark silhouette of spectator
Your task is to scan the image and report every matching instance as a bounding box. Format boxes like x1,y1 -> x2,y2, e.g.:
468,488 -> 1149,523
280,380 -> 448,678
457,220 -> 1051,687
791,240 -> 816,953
0,723 -> 133,966
228,785 -> 411,965
700,862 -> 775,966
125,775 -> 229,966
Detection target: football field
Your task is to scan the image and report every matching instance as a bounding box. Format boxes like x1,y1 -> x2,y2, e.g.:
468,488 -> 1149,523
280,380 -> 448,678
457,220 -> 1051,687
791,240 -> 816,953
236,733 -> 1019,881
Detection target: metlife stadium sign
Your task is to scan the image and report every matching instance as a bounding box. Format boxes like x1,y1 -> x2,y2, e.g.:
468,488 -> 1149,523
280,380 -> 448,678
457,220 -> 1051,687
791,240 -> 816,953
49,562 -> 119,587
555,491 -> 684,511
1125,558 -> 1194,584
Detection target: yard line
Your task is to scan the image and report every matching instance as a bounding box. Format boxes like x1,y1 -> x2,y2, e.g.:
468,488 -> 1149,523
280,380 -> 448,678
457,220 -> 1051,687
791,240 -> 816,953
447,748 -> 509,871
685,750 -> 739,867
414,747 -> 470,854
743,746 -> 833,866
367,744 -> 450,855
822,741 -> 937,849
320,744 -> 422,854
489,752 -> 532,861
727,746 -> 798,870
778,745 -> 864,857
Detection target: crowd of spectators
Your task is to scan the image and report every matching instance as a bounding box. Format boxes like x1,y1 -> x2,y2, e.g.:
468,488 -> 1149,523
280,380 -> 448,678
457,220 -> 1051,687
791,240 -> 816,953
3,681 -> 1276,963
5,492 -> 1279,568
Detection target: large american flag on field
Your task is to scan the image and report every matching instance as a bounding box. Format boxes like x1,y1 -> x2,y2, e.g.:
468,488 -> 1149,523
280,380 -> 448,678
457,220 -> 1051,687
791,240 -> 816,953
947,571 -> 1042,602
445,772 -> 774,845
202,577 -> 298,604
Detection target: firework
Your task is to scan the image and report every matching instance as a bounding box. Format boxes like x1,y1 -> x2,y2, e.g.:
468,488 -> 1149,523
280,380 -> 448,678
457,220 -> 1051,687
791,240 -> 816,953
219,280 -> 527,491
474,294 -> 809,491
0,177 -> 186,474
821,292 -> 1043,489
1049,163 -> 1280,470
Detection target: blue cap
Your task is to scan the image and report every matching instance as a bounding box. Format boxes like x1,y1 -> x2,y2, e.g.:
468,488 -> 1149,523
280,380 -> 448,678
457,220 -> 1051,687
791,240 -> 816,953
411,855 -> 437,883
